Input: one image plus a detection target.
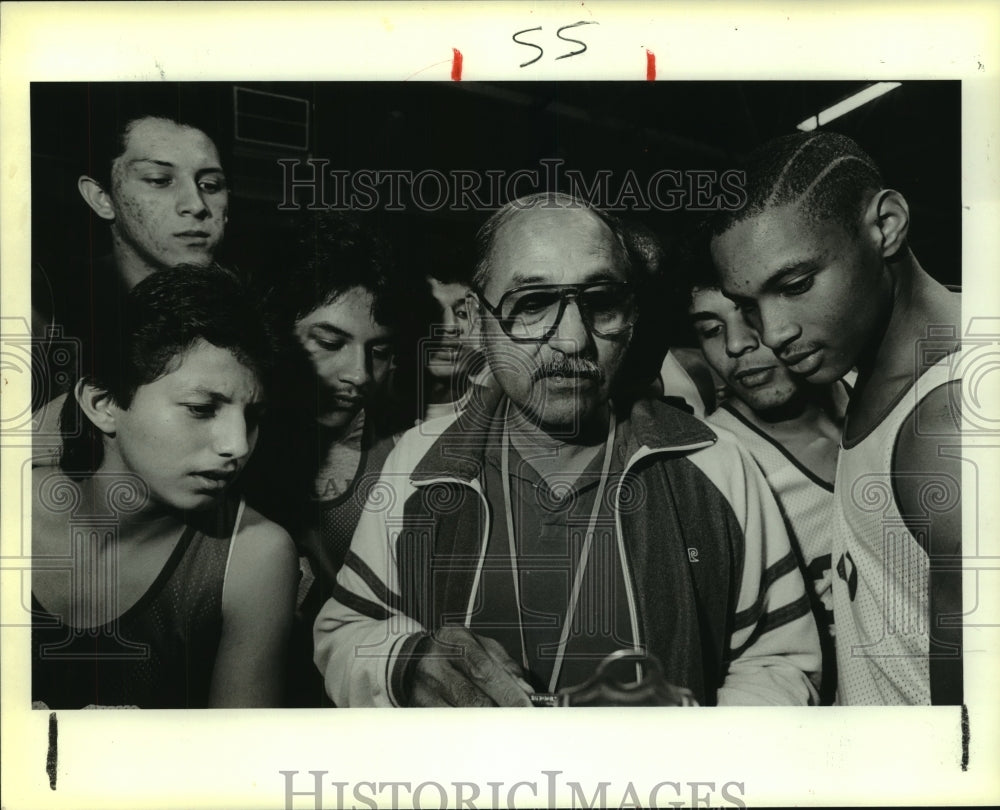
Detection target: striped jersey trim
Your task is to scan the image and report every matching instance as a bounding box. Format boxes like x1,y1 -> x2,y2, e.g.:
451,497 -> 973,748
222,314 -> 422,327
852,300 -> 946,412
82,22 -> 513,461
717,402 -> 835,492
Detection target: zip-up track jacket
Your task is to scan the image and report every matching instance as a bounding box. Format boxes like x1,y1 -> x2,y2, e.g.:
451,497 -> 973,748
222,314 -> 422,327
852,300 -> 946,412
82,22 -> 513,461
314,394 -> 821,706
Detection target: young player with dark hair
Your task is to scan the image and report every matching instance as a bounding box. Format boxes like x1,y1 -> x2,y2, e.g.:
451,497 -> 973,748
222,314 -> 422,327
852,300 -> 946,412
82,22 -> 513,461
33,99 -> 230,460
32,265 -> 297,709
75,113 -> 229,290
711,131 -> 963,705
418,262 -> 481,423
242,211 -> 413,706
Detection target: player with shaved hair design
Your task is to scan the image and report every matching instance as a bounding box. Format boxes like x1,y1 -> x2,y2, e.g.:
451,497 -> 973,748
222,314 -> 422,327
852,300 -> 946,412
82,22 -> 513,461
710,131 -> 963,705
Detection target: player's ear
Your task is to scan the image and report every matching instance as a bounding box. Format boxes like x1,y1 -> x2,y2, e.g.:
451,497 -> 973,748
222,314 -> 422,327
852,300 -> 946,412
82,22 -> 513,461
74,379 -> 119,436
77,175 -> 116,222
865,189 -> 909,259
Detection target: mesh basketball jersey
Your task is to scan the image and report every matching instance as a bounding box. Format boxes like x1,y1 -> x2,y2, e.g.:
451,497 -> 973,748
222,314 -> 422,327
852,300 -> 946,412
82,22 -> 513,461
32,498 -> 241,709
285,423 -> 396,707
708,404 -> 836,616
831,351 -> 962,705
708,403 -> 838,702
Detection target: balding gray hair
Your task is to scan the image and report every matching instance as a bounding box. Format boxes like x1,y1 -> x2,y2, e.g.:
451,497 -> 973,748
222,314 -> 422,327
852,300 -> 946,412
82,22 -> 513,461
471,191 -> 635,291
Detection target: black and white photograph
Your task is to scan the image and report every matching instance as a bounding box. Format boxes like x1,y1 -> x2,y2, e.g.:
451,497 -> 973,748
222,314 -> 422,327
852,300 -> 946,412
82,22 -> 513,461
2,3 -> 998,809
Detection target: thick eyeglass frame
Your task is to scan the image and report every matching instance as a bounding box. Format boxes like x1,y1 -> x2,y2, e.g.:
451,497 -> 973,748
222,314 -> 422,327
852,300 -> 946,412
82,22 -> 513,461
472,281 -> 637,343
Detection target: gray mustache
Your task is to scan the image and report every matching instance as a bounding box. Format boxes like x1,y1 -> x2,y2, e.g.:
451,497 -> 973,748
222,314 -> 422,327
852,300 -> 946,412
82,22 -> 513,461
531,359 -> 604,383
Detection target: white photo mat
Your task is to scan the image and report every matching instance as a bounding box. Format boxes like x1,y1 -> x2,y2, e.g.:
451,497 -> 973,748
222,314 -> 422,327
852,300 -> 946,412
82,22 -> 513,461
1,2 -> 998,808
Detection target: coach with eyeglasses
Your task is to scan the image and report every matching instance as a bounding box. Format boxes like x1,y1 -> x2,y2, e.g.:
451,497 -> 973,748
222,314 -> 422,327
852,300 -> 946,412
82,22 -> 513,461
313,192 -> 821,707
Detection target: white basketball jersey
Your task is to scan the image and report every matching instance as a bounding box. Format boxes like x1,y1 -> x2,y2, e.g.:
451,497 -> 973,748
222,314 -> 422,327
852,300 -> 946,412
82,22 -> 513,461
708,405 -> 836,619
831,352 -> 962,705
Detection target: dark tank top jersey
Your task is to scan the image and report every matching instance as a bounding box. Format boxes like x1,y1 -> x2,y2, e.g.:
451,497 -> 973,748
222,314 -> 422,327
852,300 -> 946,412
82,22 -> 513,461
297,427 -> 396,621
32,502 -> 237,709
285,426 -> 395,707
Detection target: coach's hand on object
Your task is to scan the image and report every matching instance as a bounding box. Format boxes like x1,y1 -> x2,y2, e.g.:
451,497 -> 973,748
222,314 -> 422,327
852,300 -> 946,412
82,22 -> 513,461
405,627 -> 534,707
557,649 -> 699,707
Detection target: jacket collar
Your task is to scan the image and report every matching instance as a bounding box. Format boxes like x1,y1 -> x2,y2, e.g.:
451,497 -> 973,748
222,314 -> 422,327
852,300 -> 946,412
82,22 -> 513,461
410,384 -> 717,485
622,396 -> 717,451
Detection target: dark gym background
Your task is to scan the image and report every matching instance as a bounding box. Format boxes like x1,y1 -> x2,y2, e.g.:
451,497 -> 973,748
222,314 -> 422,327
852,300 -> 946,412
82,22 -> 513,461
30,80 -> 961,348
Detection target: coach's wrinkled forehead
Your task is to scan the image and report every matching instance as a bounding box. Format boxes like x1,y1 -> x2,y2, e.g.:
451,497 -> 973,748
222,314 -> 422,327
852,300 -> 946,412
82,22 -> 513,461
472,194 -> 632,295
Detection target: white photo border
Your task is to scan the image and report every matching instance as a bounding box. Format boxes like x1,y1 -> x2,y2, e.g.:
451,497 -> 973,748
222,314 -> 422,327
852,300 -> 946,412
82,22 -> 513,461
2,2 -> 998,808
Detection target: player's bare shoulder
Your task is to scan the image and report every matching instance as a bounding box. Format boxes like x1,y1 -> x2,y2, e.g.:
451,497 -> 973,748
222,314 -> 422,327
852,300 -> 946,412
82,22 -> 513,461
231,504 -> 297,564
221,503 -> 298,624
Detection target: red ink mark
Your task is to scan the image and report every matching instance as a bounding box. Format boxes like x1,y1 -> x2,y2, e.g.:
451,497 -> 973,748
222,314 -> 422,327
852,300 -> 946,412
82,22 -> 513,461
646,50 -> 656,81
451,48 -> 463,81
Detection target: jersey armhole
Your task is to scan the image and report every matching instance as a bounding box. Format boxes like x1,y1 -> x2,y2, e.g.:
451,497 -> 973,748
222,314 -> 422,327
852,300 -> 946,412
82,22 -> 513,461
888,379 -> 961,552
220,498 -> 247,607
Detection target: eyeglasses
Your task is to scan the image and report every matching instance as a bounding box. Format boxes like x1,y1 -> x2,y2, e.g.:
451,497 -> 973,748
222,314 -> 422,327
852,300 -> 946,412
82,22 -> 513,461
473,281 -> 637,343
